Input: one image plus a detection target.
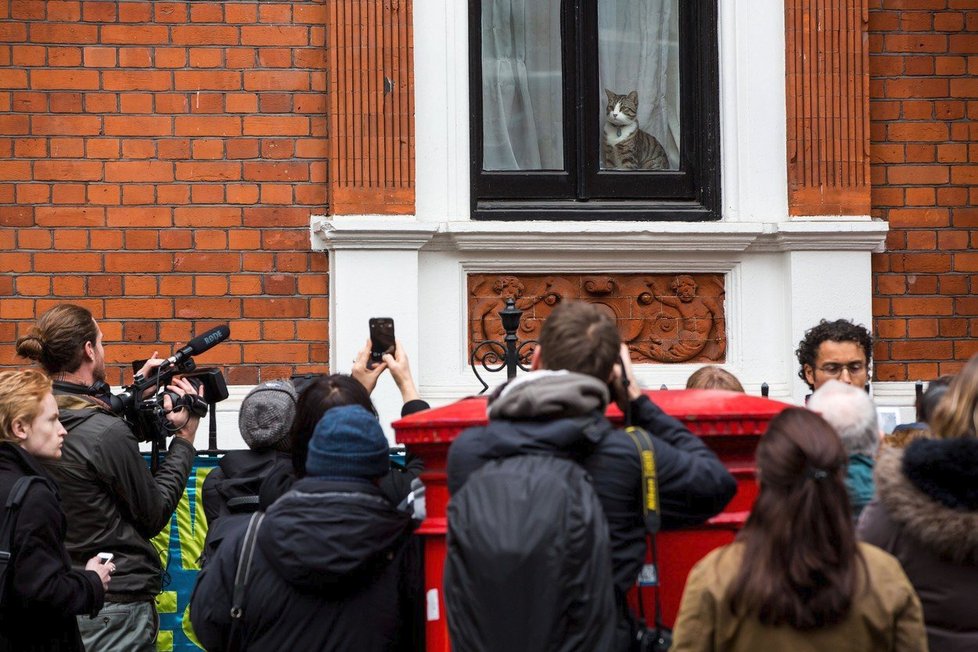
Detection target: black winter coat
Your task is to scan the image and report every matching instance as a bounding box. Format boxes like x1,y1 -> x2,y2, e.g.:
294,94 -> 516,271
447,375 -> 737,650
201,448 -> 287,523
0,443 -> 104,652
190,477 -> 417,651
43,393 -> 195,601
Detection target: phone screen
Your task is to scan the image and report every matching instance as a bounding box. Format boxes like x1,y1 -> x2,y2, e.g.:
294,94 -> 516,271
369,318 -> 395,361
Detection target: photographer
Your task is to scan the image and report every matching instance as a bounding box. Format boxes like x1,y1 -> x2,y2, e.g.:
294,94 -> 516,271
15,304 -> 203,652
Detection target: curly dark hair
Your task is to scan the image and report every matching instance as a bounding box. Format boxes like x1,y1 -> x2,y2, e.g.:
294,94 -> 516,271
795,319 -> 872,389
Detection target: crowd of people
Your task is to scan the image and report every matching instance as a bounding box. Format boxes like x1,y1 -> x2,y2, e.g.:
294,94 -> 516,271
0,302 -> 972,651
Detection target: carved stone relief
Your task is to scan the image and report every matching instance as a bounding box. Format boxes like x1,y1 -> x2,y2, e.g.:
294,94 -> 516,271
468,273 -> 726,364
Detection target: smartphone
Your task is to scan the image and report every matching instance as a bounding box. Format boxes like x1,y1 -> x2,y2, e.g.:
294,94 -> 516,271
97,552 -> 114,564
369,318 -> 396,368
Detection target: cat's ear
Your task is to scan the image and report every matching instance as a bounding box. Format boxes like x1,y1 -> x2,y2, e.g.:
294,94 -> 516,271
627,90 -> 638,105
605,88 -> 616,104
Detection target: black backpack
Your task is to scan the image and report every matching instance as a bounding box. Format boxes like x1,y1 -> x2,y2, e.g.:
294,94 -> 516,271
0,476 -> 46,607
444,454 -> 616,652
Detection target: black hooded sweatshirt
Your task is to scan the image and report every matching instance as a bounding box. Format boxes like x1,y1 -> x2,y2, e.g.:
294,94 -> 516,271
190,477 -> 417,652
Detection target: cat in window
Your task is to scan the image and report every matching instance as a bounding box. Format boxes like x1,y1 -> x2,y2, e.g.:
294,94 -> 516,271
602,89 -> 669,170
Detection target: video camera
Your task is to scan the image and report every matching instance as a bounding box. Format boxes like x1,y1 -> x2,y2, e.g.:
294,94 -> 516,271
111,325 -> 231,445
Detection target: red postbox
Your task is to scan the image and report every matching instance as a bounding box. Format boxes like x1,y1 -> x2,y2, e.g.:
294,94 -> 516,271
393,389 -> 791,651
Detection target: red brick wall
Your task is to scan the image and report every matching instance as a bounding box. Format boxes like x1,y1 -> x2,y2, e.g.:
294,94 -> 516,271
0,1 -> 330,384
870,1 -> 978,382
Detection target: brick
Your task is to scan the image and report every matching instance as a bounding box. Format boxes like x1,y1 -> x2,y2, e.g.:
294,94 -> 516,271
887,165 -> 949,185
230,276 -> 262,294
87,184 -> 121,205
889,252 -> 952,273
34,252 -> 102,273
246,70 -> 310,92
243,161 -> 308,182
106,252 -> 172,273
175,161 -> 241,181
105,299 -> 173,319
243,116 -> 309,136
158,139 -> 191,159
939,317 -> 969,337
29,24 -> 98,44
121,139 -> 156,159
886,122 -> 948,142
53,230 -> 88,250
174,253 -> 241,273
156,48 -> 187,68
242,26 -> 308,46
887,208 -> 948,227
256,48 -> 291,68
226,139 -> 259,158
906,230 -> 937,250
242,343 -> 309,363
885,34 -> 947,53
51,184 -> 86,204
160,229 -> 193,249
118,47 -> 153,68
34,160 -> 101,181
173,298 -> 241,319
227,184 -> 260,204
259,184 -> 293,204
84,93 -> 117,112
194,276 -> 229,296
16,276 -> 51,296
122,276 -> 158,296
104,115 -> 171,136
50,138 -> 85,159
194,230 -> 228,250
100,25 -> 168,45
189,48 -> 224,68
225,93 -> 258,113
875,319 -> 907,339
83,2 -> 116,21
103,161 -> 173,183
190,185 -> 225,203
950,34 -> 978,53
188,92 -> 224,113
155,2 -> 187,22
31,69 -> 99,90
174,70 -> 242,90
50,93 -> 85,113
904,187 -> 936,206
189,2 -> 224,22
116,91 -> 151,113
103,71 -> 172,91
34,206 -> 105,226
174,116 -> 242,136
225,4 -> 257,23
86,138 -> 120,159
156,185 -> 190,205
172,26 -> 240,46
17,229 -> 52,249
106,207 -> 171,227
16,183 -> 50,203
49,46 -> 82,67
160,276 -> 193,295
122,230 -> 159,249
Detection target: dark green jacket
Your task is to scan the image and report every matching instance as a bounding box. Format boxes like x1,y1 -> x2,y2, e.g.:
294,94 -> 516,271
42,393 -> 195,601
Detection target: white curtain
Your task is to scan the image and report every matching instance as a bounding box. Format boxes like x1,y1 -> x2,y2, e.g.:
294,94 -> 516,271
480,0 -> 680,172
481,0 -> 563,171
598,0 -> 680,168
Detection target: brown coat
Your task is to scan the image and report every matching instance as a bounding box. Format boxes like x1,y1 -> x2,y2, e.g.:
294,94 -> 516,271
858,441 -> 978,652
671,542 -> 927,652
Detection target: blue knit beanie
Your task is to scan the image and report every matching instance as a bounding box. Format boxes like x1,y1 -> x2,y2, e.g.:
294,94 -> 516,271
305,405 -> 390,480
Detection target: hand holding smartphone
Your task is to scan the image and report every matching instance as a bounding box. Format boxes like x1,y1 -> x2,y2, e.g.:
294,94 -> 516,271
368,318 -> 396,370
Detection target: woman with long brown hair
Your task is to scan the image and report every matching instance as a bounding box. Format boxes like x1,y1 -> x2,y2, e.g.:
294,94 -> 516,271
859,353 -> 978,652
672,408 -> 926,651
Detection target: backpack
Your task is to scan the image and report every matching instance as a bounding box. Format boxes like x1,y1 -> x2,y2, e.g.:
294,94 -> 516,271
0,476 -> 46,608
444,454 -> 616,652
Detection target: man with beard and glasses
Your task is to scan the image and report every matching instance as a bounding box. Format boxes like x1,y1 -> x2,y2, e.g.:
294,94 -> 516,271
15,303 -> 203,652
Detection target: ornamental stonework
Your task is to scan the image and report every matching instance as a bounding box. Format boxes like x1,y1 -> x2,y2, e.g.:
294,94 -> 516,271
467,273 -> 726,364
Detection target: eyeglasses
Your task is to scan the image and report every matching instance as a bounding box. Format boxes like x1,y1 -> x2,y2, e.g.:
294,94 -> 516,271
816,362 -> 867,377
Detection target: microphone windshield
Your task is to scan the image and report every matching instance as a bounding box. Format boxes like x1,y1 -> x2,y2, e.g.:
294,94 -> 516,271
187,325 -> 231,355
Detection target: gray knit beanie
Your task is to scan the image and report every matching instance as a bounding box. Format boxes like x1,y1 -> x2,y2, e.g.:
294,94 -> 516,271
238,380 -> 298,450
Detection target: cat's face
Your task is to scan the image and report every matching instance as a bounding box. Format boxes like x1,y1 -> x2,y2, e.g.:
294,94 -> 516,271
605,89 -> 639,127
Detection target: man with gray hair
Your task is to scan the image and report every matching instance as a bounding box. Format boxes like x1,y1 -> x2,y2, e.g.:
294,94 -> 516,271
807,379 -> 882,520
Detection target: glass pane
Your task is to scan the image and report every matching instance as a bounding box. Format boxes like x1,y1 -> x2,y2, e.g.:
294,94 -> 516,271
482,0 -> 563,171
598,0 -> 680,171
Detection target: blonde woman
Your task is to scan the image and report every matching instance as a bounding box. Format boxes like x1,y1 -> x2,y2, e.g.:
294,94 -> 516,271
859,353 -> 978,652
0,370 -> 112,651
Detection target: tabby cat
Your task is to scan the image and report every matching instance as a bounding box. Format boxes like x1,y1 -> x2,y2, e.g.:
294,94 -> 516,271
602,89 -> 669,170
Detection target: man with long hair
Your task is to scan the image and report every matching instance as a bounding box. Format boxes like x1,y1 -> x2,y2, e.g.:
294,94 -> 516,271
15,304 -> 202,652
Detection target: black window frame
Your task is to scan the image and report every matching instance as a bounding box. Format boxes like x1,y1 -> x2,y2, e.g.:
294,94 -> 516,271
469,0 -> 720,221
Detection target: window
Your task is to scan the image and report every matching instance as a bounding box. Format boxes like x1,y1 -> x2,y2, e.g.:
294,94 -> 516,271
470,0 -> 720,220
